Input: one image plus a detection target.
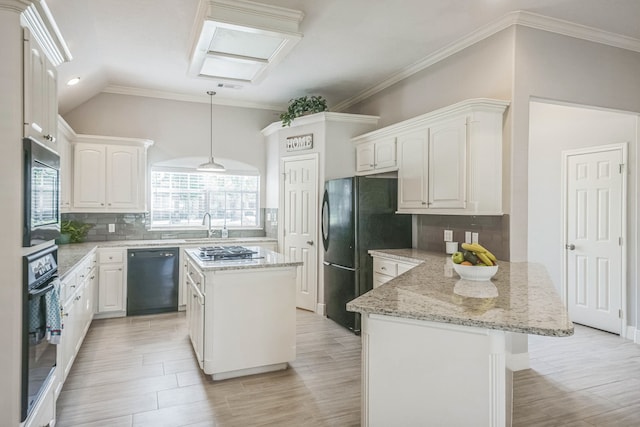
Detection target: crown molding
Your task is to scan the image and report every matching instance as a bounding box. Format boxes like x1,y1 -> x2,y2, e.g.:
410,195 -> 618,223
0,0 -> 30,13
260,111 -> 380,136
102,85 -> 283,111
350,98 -> 509,142
74,133 -> 154,148
20,0 -> 72,66
334,10 -> 640,112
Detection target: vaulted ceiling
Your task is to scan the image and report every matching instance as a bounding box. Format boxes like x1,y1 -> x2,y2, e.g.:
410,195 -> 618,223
47,0 -> 640,115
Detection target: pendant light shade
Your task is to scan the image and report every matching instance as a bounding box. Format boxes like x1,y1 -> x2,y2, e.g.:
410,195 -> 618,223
197,91 -> 226,172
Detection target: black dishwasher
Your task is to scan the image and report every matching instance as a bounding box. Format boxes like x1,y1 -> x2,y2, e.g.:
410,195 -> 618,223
127,248 -> 179,316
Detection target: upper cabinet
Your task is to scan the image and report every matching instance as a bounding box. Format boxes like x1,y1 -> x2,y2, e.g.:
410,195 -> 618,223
23,28 -> 58,149
58,116 -> 76,212
73,135 -> 153,212
354,137 -> 397,175
355,99 -> 509,215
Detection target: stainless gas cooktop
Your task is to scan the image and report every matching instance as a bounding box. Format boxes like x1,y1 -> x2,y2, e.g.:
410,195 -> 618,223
197,246 -> 258,261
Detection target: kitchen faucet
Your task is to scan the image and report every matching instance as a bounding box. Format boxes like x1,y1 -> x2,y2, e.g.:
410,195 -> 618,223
202,212 -> 213,238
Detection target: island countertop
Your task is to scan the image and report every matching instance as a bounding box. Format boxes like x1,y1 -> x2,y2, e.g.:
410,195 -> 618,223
184,246 -> 303,271
347,249 -> 574,337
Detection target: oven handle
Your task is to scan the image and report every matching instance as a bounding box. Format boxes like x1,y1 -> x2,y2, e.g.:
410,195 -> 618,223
28,279 -> 58,299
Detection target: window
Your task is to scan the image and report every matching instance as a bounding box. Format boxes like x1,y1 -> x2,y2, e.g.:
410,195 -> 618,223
150,171 -> 259,228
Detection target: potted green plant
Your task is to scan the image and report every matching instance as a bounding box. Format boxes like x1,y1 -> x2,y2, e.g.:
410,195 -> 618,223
279,95 -> 328,127
58,220 -> 93,244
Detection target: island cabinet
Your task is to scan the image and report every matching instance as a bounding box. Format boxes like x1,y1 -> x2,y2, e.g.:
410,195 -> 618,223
348,251 -> 574,427
73,135 -> 153,212
184,247 -> 302,381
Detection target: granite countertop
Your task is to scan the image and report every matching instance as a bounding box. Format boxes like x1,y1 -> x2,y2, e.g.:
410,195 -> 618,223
185,246 -> 303,272
57,237 -> 278,279
347,249 -> 574,337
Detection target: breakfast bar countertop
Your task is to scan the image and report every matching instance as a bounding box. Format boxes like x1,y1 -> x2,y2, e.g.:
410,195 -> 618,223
347,249 -> 574,337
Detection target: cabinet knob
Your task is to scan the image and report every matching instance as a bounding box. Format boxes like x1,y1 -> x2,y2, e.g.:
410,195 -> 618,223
118,268 -> 122,271
90,275 -> 95,279
108,203 -> 112,206
70,285 -> 76,288
381,266 -> 386,271
421,201 -> 427,205
101,203 -> 104,206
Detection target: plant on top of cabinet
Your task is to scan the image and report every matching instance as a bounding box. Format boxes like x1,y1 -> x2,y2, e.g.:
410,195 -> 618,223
280,95 -> 328,127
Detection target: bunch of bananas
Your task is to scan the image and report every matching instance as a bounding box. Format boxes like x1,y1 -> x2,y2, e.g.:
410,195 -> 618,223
451,243 -> 497,266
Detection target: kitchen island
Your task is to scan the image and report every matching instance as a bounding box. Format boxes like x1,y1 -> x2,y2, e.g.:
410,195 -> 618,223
347,249 -> 573,427
184,246 -> 303,380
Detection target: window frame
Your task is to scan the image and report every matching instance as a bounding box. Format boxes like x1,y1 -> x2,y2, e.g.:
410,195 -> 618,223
148,168 -> 261,230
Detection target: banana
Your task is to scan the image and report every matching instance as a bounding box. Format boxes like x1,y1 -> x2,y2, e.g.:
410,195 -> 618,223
476,252 -> 493,266
484,250 -> 497,262
461,243 -> 486,253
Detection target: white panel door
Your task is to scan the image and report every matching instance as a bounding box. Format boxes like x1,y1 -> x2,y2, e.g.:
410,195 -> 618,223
429,118 -> 467,209
397,130 -> 428,209
98,264 -> 125,313
73,144 -> 106,208
566,148 -> 623,334
374,138 -> 397,170
356,143 -> 375,172
106,145 -> 139,209
283,157 -> 318,311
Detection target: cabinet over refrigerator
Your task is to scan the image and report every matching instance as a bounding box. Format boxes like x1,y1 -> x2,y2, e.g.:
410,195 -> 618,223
322,176 -> 411,333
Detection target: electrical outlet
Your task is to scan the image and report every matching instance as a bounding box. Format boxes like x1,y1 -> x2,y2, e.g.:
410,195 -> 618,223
465,231 -> 472,244
443,230 -> 453,242
108,224 -> 115,233
472,232 -> 479,244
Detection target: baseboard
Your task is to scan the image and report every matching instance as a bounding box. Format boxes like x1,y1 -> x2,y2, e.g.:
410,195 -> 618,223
316,303 -> 326,316
506,352 -> 530,372
630,325 -> 639,344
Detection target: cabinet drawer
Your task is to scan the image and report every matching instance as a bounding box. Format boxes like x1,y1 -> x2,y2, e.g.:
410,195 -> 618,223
187,259 -> 205,292
397,261 -> 417,275
98,249 -> 125,264
373,272 -> 393,289
373,258 -> 397,276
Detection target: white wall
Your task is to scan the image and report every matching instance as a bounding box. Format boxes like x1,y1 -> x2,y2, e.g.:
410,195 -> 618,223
529,101 -> 638,329
63,93 -> 281,207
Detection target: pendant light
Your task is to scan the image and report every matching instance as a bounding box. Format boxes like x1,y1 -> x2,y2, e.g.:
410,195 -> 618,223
197,90 -> 226,172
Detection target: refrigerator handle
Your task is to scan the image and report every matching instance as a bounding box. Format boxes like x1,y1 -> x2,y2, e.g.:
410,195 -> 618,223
321,189 -> 329,251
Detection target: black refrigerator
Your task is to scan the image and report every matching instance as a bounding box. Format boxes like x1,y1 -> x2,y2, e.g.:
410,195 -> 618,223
322,176 -> 412,333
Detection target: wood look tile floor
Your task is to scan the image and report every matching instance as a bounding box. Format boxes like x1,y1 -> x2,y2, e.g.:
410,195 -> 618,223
56,311 -> 640,427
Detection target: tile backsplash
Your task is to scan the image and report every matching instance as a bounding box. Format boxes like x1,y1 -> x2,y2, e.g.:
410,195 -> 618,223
62,210 -> 268,242
416,214 -> 509,261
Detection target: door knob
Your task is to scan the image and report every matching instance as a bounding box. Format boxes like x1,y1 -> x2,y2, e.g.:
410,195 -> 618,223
306,240 -> 314,246
565,244 -> 576,250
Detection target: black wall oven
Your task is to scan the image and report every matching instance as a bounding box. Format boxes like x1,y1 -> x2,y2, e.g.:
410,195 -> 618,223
22,245 -> 59,421
23,137 -> 61,247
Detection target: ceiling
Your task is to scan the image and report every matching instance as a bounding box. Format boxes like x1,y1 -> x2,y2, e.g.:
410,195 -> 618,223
47,0 -> 640,115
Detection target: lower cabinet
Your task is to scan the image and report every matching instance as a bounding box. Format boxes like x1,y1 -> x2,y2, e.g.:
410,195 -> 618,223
372,255 -> 420,288
23,376 -> 56,427
97,249 -> 126,316
185,257 -> 205,369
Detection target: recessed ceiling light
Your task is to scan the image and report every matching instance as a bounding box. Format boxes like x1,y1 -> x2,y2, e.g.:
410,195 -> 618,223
66,77 -> 81,86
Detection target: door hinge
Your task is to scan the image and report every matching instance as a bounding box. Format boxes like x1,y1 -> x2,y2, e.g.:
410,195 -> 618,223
619,309 -> 623,319
619,163 -> 624,174
619,236 -> 623,246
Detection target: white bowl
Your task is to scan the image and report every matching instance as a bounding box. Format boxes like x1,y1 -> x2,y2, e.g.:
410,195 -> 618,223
452,263 -> 498,281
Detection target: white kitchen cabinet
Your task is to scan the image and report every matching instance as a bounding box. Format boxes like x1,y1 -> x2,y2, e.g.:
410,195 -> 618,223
397,130 -> 428,209
23,28 -> 58,149
58,116 -> 76,211
23,373 -> 56,427
185,257 -> 205,369
355,99 -> 509,215
397,117 -> 467,211
354,137 -> 397,175
372,254 -> 421,288
73,136 -> 152,212
97,249 -> 126,316
57,250 -> 96,389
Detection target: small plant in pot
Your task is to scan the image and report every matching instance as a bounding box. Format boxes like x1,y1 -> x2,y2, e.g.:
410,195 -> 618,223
58,220 -> 93,244
279,95 -> 328,127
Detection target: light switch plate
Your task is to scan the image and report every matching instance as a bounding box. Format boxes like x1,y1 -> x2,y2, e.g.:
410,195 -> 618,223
472,232 -> 479,244
108,224 -> 115,233
465,231 -> 472,244
443,230 -> 453,242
